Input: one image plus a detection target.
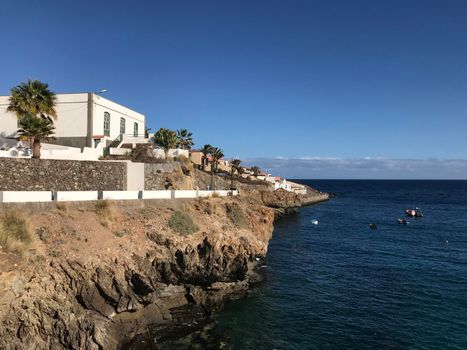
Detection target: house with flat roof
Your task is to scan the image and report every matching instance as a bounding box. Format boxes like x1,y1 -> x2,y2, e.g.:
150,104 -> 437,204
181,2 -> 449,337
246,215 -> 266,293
0,93 -> 146,155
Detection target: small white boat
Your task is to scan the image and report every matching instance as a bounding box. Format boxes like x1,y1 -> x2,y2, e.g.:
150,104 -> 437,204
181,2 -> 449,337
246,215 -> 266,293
311,220 -> 319,225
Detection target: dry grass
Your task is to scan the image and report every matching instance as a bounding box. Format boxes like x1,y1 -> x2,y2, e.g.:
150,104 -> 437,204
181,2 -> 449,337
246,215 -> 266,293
56,202 -> 68,211
0,211 -> 34,255
168,211 -> 199,236
226,203 -> 248,228
95,200 -> 116,227
55,202 -> 69,218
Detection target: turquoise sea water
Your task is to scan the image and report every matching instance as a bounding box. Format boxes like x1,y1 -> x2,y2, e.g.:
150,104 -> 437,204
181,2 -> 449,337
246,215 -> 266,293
216,180 -> 467,350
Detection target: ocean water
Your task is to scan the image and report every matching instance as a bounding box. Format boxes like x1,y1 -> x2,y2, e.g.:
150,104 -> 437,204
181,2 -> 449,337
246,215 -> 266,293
215,180 -> 467,350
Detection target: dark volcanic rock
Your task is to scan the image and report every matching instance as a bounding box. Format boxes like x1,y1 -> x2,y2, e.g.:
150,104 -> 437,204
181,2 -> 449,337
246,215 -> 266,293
0,197 -> 275,349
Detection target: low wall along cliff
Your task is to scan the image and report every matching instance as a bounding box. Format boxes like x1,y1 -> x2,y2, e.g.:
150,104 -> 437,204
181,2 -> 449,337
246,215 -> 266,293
0,158 -> 127,191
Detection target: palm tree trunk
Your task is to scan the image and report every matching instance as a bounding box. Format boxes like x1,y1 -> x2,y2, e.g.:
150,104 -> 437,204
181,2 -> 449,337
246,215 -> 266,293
32,138 -> 41,159
164,148 -> 169,161
211,164 -> 215,190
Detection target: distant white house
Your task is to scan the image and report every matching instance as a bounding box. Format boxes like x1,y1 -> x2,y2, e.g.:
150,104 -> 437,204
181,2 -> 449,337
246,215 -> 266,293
252,172 -> 307,195
0,93 -> 146,156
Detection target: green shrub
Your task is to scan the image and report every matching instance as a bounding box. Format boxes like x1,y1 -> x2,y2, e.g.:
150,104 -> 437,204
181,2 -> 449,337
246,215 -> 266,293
226,203 -> 248,228
0,212 -> 33,255
168,211 -> 199,236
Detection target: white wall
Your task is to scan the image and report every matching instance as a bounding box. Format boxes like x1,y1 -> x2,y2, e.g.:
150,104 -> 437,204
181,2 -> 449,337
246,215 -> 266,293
0,148 -> 30,158
198,190 -> 213,197
102,191 -> 140,200
56,191 -> 98,201
0,191 -> 52,203
126,161 -> 145,191
0,144 -> 100,161
109,148 -> 131,156
53,93 -> 89,138
143,191 -> 172,199
169,149 -> 189,158
174,190 -> 197,199
0,93 -> 89,139
150,148 -> 189,160
92,95 -> 145,141
0,190 -> 239,203
0,96 -> 20,137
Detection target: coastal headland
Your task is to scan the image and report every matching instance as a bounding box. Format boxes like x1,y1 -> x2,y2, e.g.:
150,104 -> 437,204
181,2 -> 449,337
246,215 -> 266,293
0,167 -> 327,349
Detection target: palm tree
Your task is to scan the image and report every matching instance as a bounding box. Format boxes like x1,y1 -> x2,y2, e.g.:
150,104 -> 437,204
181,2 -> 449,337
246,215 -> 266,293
251,166 -> 261,177
210,147 -> 224,173
153,128 -> 178,160
7,80 -> 57,121
210,147 -> 224,190
230,159 -> 242,190
176,129 -> 194,150
199,144 -> 213,171
17,115 -> 55,159
7,80 -> 57,157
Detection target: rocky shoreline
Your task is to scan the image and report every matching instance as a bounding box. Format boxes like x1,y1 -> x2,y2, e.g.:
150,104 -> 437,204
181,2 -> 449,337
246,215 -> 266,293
0,186 -> 327,349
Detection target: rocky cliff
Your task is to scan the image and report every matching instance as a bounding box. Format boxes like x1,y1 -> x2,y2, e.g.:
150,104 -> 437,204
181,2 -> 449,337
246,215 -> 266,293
0,194 -> 275,349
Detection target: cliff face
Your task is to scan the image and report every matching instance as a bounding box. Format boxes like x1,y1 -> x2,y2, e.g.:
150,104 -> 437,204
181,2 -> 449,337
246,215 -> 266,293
0,195 -> 274,349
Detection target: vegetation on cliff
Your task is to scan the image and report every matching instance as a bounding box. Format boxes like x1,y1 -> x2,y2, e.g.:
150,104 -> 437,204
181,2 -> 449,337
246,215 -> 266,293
0,195 -> 275,349
226,203 -> 248,229
94,200 -> 116,227
168,211 -> 199,235
0,211 -> 33,255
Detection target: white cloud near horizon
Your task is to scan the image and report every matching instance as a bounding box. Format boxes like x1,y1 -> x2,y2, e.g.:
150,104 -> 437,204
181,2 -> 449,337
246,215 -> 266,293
242,157 -> 467,179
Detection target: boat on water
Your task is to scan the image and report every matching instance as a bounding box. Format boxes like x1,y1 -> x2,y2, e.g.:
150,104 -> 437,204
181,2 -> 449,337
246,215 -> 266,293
405,208 -> 423,218
397,218 -> 409,225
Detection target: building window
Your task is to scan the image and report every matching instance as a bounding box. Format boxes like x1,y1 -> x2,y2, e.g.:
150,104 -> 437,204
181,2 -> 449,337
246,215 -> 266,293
133,122 -> 138,137
120,117 -> 126,135
103,112 -> 110,136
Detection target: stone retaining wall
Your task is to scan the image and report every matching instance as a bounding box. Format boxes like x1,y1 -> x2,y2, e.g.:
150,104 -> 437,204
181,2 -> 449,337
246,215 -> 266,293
144,162 -> 190,190
0,158 -> 126,191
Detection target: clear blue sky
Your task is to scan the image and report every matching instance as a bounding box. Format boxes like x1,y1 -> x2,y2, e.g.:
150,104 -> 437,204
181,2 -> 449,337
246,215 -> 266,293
1,0 -> 466,178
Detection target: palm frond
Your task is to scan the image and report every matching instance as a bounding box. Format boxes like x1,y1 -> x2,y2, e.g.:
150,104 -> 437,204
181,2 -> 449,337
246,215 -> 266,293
7,79 -> 57,120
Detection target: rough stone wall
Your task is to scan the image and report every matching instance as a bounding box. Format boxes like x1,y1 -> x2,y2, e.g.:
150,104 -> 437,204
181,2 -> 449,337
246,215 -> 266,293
193,168 -> 230,190
144,162 -> 194,190
0,158 -> 126,191
192,169 -> 272,193
144,163 -> 180,190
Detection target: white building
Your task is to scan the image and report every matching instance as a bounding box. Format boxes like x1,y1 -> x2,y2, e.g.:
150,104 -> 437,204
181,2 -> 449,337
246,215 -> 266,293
0,93 -> 146,155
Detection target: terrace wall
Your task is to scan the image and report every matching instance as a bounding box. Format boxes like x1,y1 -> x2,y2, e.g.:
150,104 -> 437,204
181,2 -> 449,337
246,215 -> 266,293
0,158 -> 126,191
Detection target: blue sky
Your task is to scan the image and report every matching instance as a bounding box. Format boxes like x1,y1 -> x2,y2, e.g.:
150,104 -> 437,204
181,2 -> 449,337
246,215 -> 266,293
1,0 -> 467,178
